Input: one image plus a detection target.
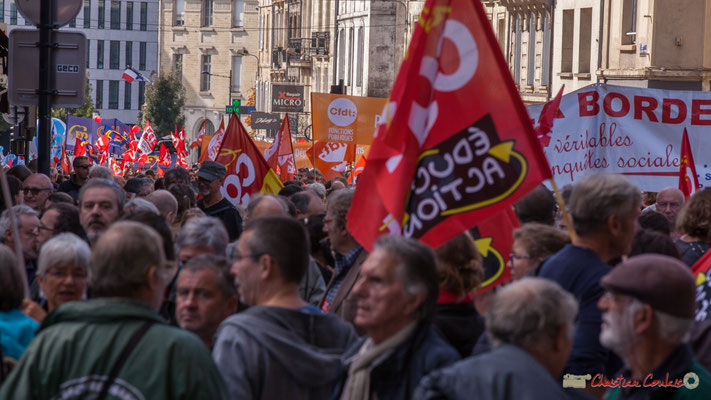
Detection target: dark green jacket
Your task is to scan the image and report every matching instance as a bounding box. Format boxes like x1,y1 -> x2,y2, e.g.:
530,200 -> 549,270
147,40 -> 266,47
604,346 -> 711,400
0,298 -> 228,399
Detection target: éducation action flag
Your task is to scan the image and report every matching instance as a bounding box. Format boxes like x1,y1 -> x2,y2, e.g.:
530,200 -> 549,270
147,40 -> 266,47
214,112 -> 283,205
347,0 -> 551,250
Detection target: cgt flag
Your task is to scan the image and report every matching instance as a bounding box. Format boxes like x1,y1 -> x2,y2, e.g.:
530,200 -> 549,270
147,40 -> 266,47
264,114 -> 296,182
158,143 -> 172,167
678,128 -> 699,200
347,0 -> 551,250
214,112 -> 283,206
692,250 -> 711,322
137,121 -> 157,155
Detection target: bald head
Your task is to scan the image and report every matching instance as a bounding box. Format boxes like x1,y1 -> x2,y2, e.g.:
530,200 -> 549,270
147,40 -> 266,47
146,190 -> 179,225
655,187 -> 685,227
246,195 -> 288,221
23,173 -> 53,211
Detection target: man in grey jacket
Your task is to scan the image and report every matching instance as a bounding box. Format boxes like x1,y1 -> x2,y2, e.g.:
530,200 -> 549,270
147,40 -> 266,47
213,216 -> 358,400
415,278 -> 580,400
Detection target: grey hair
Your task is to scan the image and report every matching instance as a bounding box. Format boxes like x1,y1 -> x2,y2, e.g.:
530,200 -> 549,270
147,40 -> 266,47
326,188 -> 354,230
89,165 -> 114,180
245,194 -> 289,219
181,254 -> 237,298
373,235 -> 439,322
0,204 -> 39,234
175,216 -> 228,256
487,278 -> 579,352
569,173 -> 641,235
124,197 -> 160,215
38,233 -> 91,278
624,296 -> 692,343
306,183 -> 326,199
79,178 -> 126,213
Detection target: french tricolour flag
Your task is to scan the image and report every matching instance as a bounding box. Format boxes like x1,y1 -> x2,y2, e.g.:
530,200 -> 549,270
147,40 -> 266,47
122,67 -> 150,83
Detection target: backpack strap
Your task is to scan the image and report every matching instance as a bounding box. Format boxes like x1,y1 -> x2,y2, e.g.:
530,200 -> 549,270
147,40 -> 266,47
96,320 -> 155,400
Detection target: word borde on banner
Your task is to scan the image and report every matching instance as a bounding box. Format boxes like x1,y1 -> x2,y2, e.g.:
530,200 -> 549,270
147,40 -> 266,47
311,93 -> 387,146
527,83 -> 711,190
347,0 -> 550,250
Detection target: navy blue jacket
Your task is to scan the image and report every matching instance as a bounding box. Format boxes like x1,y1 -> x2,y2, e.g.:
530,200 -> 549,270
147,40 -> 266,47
535,244 -> 622,377
331,323 -> 460,400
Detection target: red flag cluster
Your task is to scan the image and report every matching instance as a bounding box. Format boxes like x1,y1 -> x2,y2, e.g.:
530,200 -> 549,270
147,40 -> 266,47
264,115 -> 297,182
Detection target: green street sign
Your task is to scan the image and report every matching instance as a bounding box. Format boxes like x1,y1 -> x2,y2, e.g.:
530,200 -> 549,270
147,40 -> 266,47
226,99 -> 242,115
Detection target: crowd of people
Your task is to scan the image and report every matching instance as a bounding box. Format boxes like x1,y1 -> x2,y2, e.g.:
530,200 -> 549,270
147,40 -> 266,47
1,157 -> 711,399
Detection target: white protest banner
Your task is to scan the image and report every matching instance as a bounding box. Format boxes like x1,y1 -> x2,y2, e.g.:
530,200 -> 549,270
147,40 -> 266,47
527,84 -> 711,191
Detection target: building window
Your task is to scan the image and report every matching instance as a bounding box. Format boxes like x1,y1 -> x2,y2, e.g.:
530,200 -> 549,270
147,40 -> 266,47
126,2 -> 133,30
96,80 -> 104,109
124,81 -> 132,109
139,81 -> 146,107
514,14 -> 521,83
348,28 -> 354,86
69,17 -> 76,27
316,67 -> 321,93
174,0 -> 184,26
622,0 -> 637,45
497,16 -> 506,52
232,56 -> 242,93
110,1 -> 120,29
0,0 -> 4,22
140,2 -> 147,31
357,28 -> 364,87
541,12 -> 551,86
109,80 -> 119,109
579,8 -> 593,74
232,0 -> 243,27
201,55 -> 211,91
110,41 -> 120,69
259,15 -> 264,49
139,42 -> 146,70
83,0 -> 90,28
527,12 -> 535,86
125,41 -> 133,67
174,54 -> 183,81
338,28 -> 344,82
98,0 -> 105,29
561,10 -> 574,73
10,1 -> 17,25
202,0 -> 213,27
97,40 -> 104,69
86,40 -> 91,68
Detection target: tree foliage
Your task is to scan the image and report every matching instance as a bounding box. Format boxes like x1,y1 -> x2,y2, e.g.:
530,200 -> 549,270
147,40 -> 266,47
139,72 -> 185,138
52,75 -> 95,120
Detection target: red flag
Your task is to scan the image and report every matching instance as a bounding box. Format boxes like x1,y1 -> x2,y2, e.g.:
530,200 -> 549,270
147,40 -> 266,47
353,155 -> 366,181
157,166 -> 165,177
60,145 -> 72,175
95,135 -> 110,153
73,137 -> 86,157
214,113 -> 283,205
264,115 -> 296,182
137,121 -> 158,155
204,118 -> 226,162
472,208 -> 518,294
533,85 -> 565,148
191,120 -> 207,149
138,153 -> 148,166
307,141 -> 354,181
158,143 -> 172,167
692,250 -> 711,321
679,128 -> 699,200
347,0 -> 551,250
109,156 -> 122,176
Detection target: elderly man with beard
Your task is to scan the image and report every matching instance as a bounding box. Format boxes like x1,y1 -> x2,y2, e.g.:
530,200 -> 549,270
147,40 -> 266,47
78,179 -> 124,243
598,254 -> 711,399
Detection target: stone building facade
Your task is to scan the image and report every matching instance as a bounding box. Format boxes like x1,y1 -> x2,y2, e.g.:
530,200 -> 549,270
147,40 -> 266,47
158,0 -> 259,148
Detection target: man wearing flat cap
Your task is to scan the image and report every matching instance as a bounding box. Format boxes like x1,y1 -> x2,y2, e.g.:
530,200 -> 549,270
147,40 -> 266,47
599,254 -> 711,399
197,161 -> 243,241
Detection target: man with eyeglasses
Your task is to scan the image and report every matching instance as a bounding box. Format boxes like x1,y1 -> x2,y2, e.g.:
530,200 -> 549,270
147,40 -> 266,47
196,161 -> 243,241
22,173 -> 54,212
653,187 -> 685,235
0,205 -> 42,301
58,156 -> 92,203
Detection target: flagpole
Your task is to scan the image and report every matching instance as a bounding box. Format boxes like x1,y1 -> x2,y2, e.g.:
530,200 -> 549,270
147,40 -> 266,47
549,177 -> 578,242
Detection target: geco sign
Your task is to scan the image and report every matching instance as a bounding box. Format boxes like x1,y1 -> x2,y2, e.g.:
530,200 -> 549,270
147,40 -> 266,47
272,85 -> 304,112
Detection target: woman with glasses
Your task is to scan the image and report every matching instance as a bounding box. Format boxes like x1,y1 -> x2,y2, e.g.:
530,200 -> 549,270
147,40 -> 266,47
36,233 -> 91,316
510,223 -> 570,280
674,187 -> 711,267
